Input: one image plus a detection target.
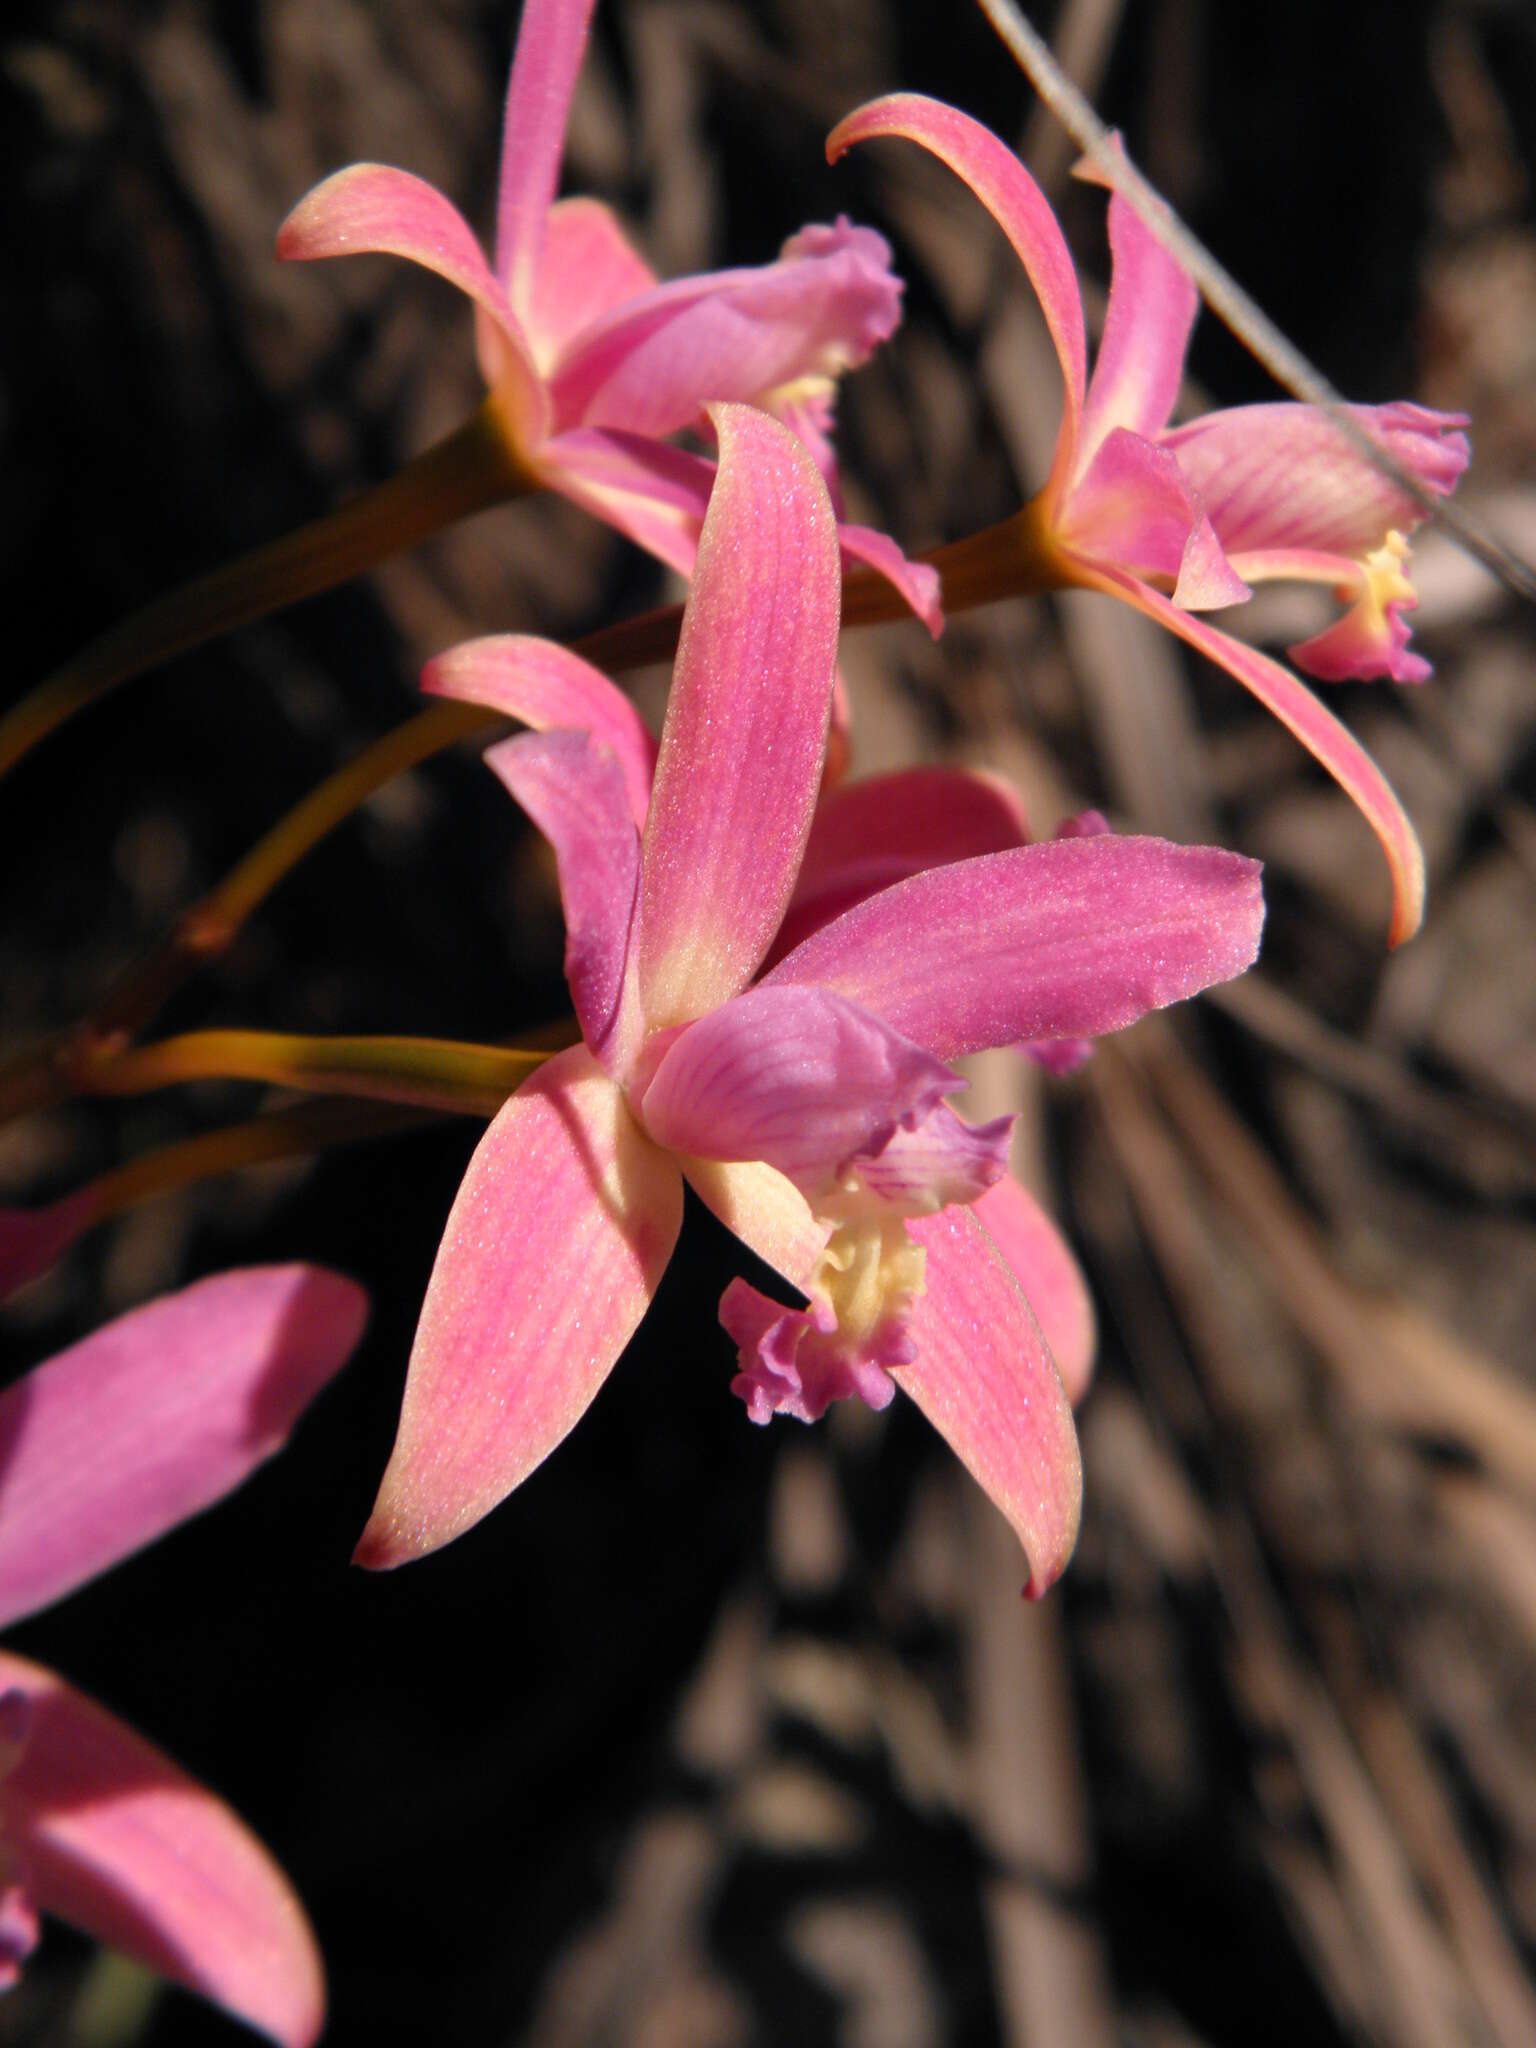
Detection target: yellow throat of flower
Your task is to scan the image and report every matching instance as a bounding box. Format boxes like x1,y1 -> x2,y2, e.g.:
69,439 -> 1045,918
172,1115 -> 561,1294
810,1213 -> 926,1353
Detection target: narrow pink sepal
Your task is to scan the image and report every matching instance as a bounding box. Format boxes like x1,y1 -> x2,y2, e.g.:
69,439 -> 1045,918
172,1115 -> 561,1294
836,523 -> 944,637
1076,172 -> 1198,465
1160,400 -> 1470,558
971,1177 -> 1097,1406
829,95 -> 1086,499
637,406 -> 840,1028
902,1207 -> 1082,1598
492,0 -> 596,309
0,1189 -> 98,1303
1071,556 -> 1425,945
774,765 -> 1030,961
544,219 -> 902,440
522,196 -> 657,365
767,835 -> 1264,1061
541,427 -> 714,581
0,1650 -> 324,2046
639,984 -> 962,1192
482,732 -> 641,1067
275,163 -> 545,445
678,1158 -> 829,1293
357,1045 -> 682,1568
1061,427 -> 1248,607
423,634 -> 657,828
0,1268 -> 367,1631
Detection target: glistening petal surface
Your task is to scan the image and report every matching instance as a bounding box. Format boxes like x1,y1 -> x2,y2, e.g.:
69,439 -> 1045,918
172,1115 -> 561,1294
829,95 -> 1086,497
1072,557 -> 1425,944
768,836 -> 1264,1061
971,1177 -> 1097,1406
637,407 -> 840,1027
0,1267 -> 367,1630
424,633 -> 657,829
903,1208 -> 1082,1597
357,1045 -> 682,1568
0,1651 -> 323,2047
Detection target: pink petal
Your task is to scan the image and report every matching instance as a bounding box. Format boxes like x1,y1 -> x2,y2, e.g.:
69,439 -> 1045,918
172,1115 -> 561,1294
541,426 -> 714,580
767,835 -> 1264,1061
0,1268 -> 367,1631
0,1189 -> 98,1303
837,523 -> 944,637
971,1177 -> 1096,1406
828,95 -> 1086,500
522,196 -> 658,365
678,1158 -> 829,1292
1069,556 -> 1426,945
357,1044 -> 682,1569
492,0 -> 595,309
1076,164 -> 1198,465
482,731 -> 641,1069
0,1652 -> 324,2046
424,635 -> 657,828
851,1103 -> 1014,1214
773,764 -> 1031,960
639,984 -> 963,1192
1160,399 -> 1470,559
545,218 -> 902,439
275,164 -> 546,447
636,407 -> 840,1028
902,1206 -> 1082,1597
1061,426 -> 1249,609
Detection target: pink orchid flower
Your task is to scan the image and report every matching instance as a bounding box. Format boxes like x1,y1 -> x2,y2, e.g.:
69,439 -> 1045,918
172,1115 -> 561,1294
357,404 -> 1263,1597
276,0 -> 938,630
828,96 -> 1471,945
0,1265 -> 369,2043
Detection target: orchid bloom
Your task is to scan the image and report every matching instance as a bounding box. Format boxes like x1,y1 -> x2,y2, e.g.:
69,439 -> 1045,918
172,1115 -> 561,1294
358,405 -> 1264,1597
0,1265 -> 369,2043
828,96 -> 1471,945
276,0 -> 938,629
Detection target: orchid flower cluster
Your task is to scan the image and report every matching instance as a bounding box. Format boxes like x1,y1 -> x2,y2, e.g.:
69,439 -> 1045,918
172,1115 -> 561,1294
0,0 -> 1471,2034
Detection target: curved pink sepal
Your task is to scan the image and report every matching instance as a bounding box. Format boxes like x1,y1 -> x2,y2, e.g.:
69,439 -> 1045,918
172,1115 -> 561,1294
423,634 -> 657,828
0,1651 -> 325,2046
768,834 -> 1264,1061
971,1177 -> 1096,1406
542,427 -> 714,581
492,0 -> 597,308
1076,168 -> 1197,464
903,1207 -> 1082,1597
637,407 -> 840,1028
357,1045 -> 682,1568
0,1267 -> 368,1630
1072,556 -> 1425,945
837,523 -> 944,637
523,197 -> 657,365
829,94 -> 1086,498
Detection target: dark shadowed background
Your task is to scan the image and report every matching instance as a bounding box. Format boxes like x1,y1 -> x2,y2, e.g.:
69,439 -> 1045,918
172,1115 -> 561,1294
1,2 -> 1533,2043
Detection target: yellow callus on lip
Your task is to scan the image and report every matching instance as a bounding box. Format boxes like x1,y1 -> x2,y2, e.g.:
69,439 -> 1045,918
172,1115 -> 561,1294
810,1213 -> 925,1355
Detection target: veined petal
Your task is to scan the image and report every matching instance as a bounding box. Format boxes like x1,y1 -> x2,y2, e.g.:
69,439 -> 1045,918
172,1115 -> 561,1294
1160,399 -> 1470,558
1076,168 -> 1198,465
829,95 -> 1086,499
521,196 -> 656,369
544,219 -> 902,440
836,523 -> 944,637
767,835 -> 1264,1061
275,165 -> 545,447
849,1103 -> 1014,1215
542,426 -> 714,581
637,407 -> 840,1028
424,635 -> 656,828
0,1268 -> 367,1631
773,764 -> 1031,961
1060,427 -> 1249,608
903,1206 -> 1082,1598
680,1158 -> 829,1292
0,1652 -> 323,2046
1070,557 -> 1425,945
640,983 -> 962,1192
357,1044 -> 681,1569
492,0 -> 596,311
971,1177 -> 1096,1406
482,731 -> 641,1068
